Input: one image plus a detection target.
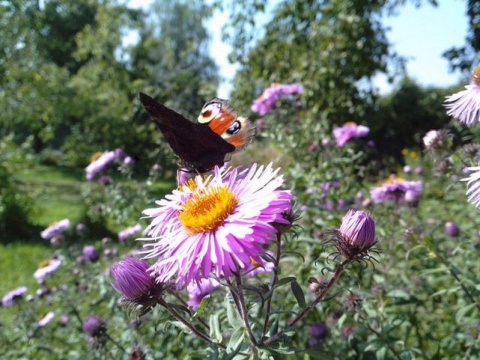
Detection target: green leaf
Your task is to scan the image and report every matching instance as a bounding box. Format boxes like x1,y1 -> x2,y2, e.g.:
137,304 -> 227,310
209,313 -> 222,343
290,280 -> 306,308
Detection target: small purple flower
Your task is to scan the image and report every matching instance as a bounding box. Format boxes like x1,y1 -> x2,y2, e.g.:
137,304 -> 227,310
83,246 -> 100,262
85,151 -> 117,181
333,122 -> 370,147
187,278 -> 222,309
83,315 -> 106,337
444,66 -> 480,127
34,257 -> 62,284
309,143 -> 318,152
370,177 -> 424,204
415,166 -> 424,175
76,223 -> 87,235
123,156 -> 135,167
99,175 -> 112,186
445,222 -> 460,237
111,258 -> 160,308
338,210 -> 376,252
37,312 -> 55,327
309,323 -> 328,348
40,219 -> 70,240
118,224 -> 143,243
251,83 -> 304,115
403,165 -> 412,174
2,286 -> 28,307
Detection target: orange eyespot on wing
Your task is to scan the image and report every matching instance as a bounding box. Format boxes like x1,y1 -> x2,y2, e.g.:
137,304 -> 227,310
198,98 -> 256,152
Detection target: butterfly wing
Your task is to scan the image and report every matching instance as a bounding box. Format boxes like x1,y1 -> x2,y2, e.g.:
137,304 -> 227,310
139,93 -> 235,173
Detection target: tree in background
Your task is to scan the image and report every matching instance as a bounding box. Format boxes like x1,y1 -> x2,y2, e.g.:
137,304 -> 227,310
0,0 -> 219,171
443,0 -> 480,74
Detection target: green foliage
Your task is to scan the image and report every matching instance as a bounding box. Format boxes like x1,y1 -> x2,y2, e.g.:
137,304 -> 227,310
0,135 -> 35,238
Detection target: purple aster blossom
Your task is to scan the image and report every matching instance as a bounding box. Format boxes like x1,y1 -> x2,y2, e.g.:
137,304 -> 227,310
141,163 -> 293,287
83,245 -> 100,262
123,156 -> 135,167
251,83 -> 304,116
34,257 -> 62,284
118,223 -> 143,243
444,66 -> 480,127
40,219 -> 70,240
111,258 -> 161,310
445,222 -> 460,237
463,166 -> 480,207
333,122 -> 370,147
338,210 -> 376,252
187,278 -> 222,309
83,315 -> 106,338
37,312 -> 55,327
85,150 -> 117,181
370,177 -> 424,204
2,286 -> 28,307
422,129 -> 451,150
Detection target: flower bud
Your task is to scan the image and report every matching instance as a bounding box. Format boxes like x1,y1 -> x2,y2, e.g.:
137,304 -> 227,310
334,210 -> 376,260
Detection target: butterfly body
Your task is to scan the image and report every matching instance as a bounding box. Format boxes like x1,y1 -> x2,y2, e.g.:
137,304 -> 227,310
140,93 -> 255,173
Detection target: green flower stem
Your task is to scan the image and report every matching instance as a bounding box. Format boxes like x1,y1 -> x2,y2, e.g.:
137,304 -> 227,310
165,288 -> 210,330
233,272 -> 260,348
261,232 -> 282,339
262,259 -> 348,347
156,298 -> 215,346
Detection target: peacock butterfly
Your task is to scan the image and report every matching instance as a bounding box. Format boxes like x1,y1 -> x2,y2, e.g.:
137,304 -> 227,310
140,93 -> 255,173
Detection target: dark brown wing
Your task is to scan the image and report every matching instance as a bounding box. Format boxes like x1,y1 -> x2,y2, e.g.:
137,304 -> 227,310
139,93 -> 235,173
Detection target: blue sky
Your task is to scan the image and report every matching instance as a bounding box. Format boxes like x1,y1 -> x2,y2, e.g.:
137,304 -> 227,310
128,0 -> 469,97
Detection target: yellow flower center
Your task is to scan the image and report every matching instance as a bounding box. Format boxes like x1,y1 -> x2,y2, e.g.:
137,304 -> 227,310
39,258 -> 52,268
178,185 -> 238,235
90,151 -> 103,162
383,176 -> 405,185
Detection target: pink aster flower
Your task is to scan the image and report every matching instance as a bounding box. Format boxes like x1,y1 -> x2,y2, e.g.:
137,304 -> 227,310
187,278 -> 222,309
251,83 -> 304,115
2,286 -> 28,307
333,122 -> 370,147
118,223 -> 143,243
40,219 -> 70,240
37,312 -> 55,327
444,66 -> 480,127
34,257 -> 62,284
370,177 -> 424,204
463,166 -> 480,207
141,163 -> 293,287
85,148 -> 126,181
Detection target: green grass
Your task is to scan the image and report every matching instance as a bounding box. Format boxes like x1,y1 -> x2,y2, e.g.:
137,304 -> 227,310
1,164 -> 173,296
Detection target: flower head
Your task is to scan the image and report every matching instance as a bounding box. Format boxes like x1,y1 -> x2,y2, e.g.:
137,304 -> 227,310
445,222 -> 460,237
83,245 -> 100,262
370,177 -> 424,204
187,277 -> 222,309
37,312 -> 55,327
141,163 -> 292,287
444,66 -> 480,127
111,258 -> 162,312
33,257 -> 62,284
118,224 -> 143,243
2,286 -> 28,307
251,83 -> 304,115
463,166 -> 480,207
423,129 -> 451,151
40,219 -> 70,240
85,148 -> 125,181
333,122 -> 370,147
83,315 -> 106,338
337,210 -> 376,255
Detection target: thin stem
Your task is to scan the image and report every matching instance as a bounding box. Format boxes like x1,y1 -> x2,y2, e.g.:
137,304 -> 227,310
261,232 -> 282,339
105,333 -> 128,354
156,298 -> 214,346
234,272 -> 259,347
165,288 -> 210,330
262,259 -> 348,346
